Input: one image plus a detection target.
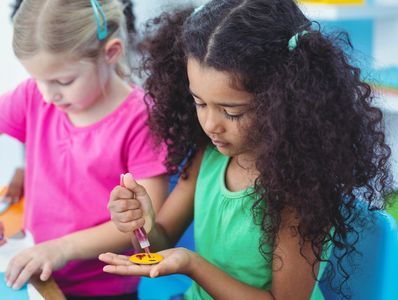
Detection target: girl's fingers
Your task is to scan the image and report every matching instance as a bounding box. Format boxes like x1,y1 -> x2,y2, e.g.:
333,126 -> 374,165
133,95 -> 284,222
109,186 -> 134,202
103,263 -> 152,276
40,262 -> 52,281
123,173 -> 148,198
99,253 -> 132,266
117,209 -> 143,223
10,259 -> 40,290
103,264 -> 139,275
148,259 -> 173,278
149,266 -> 161,278
108,199 -> 139,213
99,252 -> 155,276
6,256 -> 31,287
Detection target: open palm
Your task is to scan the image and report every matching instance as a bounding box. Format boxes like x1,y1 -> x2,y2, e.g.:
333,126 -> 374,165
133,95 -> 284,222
99,247 -> 194,278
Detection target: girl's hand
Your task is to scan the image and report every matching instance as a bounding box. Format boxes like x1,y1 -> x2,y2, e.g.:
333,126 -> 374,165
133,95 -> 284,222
99,247 -> 195,278
108,173 -> 155,234
5,239 -> 68,290
1,168 -> 24,204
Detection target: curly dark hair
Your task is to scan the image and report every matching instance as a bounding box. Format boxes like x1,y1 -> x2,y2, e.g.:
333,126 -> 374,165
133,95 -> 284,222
10,0 -> 24,20
140,0 -> 392,297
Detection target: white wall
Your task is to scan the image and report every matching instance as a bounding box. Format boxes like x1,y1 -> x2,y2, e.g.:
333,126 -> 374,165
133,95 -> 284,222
0,0 -> 27,186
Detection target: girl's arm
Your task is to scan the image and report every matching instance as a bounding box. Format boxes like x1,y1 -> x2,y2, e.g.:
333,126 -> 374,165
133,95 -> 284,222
60,174 -> 169,261
108,149 -> 204,252
5,174 -> 169,290
145,154 -> 202,251
101,212 -> 318,300
102,202 -> 317,300
1,167 -> 24,203
180,222 -> 317,300
271,210 -> 319,300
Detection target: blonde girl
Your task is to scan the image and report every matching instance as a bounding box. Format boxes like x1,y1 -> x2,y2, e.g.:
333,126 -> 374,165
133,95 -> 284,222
0,1 -> 168,299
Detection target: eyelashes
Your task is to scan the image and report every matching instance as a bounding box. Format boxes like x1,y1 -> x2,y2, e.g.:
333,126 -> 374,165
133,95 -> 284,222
193,102 -> 244,121
56,79 -> 75,86
223,111 -> 243,121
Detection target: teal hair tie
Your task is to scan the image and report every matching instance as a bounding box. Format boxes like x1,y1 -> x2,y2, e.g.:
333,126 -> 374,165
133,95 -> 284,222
288,30 -> 309,52
90,0 -> 108,41
192,4 -> 205,16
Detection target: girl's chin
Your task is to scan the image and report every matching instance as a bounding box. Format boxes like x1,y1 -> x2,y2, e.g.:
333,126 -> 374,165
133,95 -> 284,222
55,103 -> 72,111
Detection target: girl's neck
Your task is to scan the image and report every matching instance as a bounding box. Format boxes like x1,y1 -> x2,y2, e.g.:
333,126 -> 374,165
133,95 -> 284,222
68,73 -> 132,127
225,153 -> 259,192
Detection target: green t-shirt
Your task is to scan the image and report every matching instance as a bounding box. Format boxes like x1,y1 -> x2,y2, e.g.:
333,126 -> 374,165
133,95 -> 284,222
185,146 -> 327,300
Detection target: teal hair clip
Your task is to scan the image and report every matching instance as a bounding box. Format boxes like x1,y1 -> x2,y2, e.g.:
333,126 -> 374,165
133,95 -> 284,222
90,0 -> 108,41
288,30 -> 309,52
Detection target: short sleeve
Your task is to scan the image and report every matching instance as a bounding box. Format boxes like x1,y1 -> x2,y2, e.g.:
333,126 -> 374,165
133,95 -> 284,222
126,107 -> 167,180
0,79 -> 35,143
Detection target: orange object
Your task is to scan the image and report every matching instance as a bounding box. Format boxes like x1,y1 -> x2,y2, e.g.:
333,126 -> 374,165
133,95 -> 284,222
0,186 -> 24,237
129,253 -> 163,265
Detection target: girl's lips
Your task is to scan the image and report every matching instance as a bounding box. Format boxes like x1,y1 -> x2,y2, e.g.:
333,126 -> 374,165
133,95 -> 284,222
212,139 -> 229,147
55,103 -> 71,110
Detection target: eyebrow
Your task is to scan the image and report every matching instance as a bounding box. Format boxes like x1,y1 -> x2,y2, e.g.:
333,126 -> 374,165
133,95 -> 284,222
189,89 -> 250,108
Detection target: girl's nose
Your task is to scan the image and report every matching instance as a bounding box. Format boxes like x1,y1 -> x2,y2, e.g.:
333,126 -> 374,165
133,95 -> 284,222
38,86 -> 53,103
203,111 -> 224,135
42,89 -> 61,104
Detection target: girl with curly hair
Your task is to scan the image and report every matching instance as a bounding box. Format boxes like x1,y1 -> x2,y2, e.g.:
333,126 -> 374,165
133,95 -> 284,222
100,0 -> 391,299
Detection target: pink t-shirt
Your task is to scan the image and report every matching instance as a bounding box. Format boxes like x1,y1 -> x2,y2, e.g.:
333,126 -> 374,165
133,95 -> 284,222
0,79 -> 167,296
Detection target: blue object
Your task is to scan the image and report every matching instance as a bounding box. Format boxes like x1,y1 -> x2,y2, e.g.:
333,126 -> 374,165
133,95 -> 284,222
320,20 -> 373,77
288,30 -> 309,52
90,0 -> 108,40
138,223 -> 194,300
0,201 -> 11,214
319,201 -> 398,299
370,67 -> 398,89
0,273 -> 29,300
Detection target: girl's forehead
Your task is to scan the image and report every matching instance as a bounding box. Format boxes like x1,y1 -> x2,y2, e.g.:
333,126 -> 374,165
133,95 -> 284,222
20,52 -> 93,79
187,57 -> 252,104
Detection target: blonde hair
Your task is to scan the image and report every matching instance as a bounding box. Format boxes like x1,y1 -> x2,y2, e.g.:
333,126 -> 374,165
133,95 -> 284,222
13,0 -> 131,78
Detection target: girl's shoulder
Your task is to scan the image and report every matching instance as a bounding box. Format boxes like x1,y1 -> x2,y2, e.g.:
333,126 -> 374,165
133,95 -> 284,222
14,78 -> 43,101
125,85 -> 146,105
119,85 -> 148,117
1,78 -> 44,111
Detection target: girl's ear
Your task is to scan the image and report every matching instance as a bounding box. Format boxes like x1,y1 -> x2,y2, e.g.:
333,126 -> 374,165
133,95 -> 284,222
104,38 -> 123,64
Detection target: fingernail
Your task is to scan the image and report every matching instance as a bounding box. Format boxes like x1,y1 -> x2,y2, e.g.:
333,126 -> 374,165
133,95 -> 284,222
6,281 -> 11,287
151,270 -> 159,278
120,174 -> 124,185
125,172 -> 134,179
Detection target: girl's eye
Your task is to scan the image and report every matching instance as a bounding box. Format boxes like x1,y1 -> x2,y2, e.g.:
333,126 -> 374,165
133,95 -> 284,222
224,111 -> 244,121
193,101 -> 206,108
56,79 -> 74,86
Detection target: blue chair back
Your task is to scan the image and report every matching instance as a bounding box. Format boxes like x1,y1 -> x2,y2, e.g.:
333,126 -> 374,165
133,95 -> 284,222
319,201 -> 398,300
